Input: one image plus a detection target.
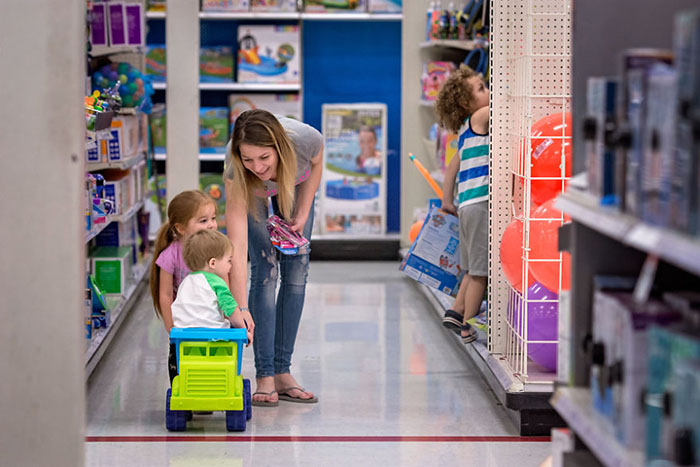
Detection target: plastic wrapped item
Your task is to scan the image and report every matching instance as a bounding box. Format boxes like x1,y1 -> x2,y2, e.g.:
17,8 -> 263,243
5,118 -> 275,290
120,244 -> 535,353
265,200 -> 309,255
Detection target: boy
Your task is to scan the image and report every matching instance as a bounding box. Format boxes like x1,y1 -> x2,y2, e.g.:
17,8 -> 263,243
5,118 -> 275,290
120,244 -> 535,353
435,66 -> 490,344
172,229 -> 251,342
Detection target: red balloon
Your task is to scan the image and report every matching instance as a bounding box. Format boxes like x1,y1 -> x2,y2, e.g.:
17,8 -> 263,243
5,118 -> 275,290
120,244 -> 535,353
521,112 -> 572,205
499,218 -> 535,292
528,199 -> 571,291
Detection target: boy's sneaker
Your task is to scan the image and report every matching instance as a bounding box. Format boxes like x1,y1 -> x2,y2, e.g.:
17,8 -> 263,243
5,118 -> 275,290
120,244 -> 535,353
442,309 -> 464,334
461,323 -> 478,344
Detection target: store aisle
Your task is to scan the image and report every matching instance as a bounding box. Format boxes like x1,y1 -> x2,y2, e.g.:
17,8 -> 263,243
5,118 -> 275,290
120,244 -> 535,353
86,262 -> 550,466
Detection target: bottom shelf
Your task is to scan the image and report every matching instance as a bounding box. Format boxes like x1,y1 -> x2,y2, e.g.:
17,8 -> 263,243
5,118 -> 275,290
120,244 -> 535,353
550,387 -> 644,467
85,261 -> 150,378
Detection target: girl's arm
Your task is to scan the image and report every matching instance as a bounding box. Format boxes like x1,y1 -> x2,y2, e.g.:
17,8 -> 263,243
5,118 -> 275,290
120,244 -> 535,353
159,270 -> 175,333
290,144 -> 323,233
225,178 -> 254,335
441,152 -> 460,215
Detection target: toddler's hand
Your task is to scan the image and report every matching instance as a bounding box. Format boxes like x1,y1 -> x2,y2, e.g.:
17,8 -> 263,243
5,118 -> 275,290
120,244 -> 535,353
441,200 -> 457,216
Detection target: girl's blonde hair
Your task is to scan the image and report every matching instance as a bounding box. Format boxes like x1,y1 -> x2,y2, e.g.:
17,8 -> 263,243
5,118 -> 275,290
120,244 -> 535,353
226,109 -> 297,220
149,190 -> 215,319
182,229 -> 233,271
434,65 -> 482,134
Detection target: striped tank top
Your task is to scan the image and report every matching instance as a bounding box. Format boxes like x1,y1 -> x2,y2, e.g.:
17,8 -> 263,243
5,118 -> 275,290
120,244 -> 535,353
457,117 -> 489,208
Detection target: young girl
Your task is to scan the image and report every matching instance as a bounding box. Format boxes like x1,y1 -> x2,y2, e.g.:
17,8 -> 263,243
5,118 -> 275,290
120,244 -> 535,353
149,190 -> 218,383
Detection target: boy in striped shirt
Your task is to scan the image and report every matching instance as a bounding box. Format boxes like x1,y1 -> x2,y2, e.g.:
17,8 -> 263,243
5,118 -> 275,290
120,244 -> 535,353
435,66 -> 490,344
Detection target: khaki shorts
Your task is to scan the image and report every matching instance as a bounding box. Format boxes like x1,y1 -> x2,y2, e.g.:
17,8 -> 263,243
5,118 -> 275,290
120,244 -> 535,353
458,201 -> 488,277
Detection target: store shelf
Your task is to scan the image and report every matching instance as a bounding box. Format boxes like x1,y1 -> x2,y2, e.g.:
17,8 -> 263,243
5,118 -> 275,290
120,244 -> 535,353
85,262 -> 150,379
84,217 -> 113,244
419,39 -> 479,51
89,45 -> 144,57
556,188 -> 700,277
152,82 -> 301,92
85,152 -> 145,172
201,11 -> 300,20
311,233 -> 401,241
153,153 -> 225,162
113,199 -> 145,223
301,13 -> 402,21
550,387 -> 644,467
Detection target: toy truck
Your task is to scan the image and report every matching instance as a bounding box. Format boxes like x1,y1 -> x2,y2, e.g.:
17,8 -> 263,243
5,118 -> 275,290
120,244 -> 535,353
165,328 -> 251,431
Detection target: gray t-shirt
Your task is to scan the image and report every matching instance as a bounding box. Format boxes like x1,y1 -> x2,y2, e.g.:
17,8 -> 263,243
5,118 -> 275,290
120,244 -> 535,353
224,115 -> 323,197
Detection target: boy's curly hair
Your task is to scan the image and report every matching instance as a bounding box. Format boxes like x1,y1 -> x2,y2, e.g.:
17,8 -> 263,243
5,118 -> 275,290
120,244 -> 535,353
435,65 -> 482,134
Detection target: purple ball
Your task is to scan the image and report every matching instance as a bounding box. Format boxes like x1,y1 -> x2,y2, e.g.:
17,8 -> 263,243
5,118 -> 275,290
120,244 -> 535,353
508,281 -> 558,372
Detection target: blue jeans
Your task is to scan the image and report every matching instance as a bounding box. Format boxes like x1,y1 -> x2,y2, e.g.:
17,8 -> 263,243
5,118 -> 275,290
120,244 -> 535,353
247,195 -> 313,379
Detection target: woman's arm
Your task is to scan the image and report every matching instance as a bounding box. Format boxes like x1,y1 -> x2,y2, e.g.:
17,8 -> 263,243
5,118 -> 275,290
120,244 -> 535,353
225,178 -> 255,334
159,271 -> 175,333
290,144 -> 323,233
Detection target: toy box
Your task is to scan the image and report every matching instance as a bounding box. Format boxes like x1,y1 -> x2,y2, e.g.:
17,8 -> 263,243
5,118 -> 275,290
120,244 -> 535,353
325,180 -> 379,200
92,246 -> 134,295
146,0 -> 166,12
399,206 -> 463,297
646,327 -> 700,462
124,3 -> 145,47
99,169 -> 134,215
669,358 -> 700,465
251,0 -> 297,12
421,61 -> 455,100
108,3 -> 127,47
586,77 -> 619,206
200,173 -> 227,232
202,0 -> 250,12
200,107 -> 229,154
237,25 -> 300,84
304,0 -> 366,13
96,216 -> 138,264
150,105 -> 166,154
100,115 -> 141,161
145,45 -> 166,83
90,3 -> 108,47
200,46 -> 235,83
368,0 -> 401,13
229,93 -> 301,134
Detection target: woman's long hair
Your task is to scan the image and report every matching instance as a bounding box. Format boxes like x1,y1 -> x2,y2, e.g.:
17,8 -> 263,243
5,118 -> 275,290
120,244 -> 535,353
226,109 -> 297,220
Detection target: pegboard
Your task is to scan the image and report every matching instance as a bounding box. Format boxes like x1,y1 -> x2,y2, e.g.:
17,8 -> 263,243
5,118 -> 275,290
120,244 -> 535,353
489,0 -> 571,384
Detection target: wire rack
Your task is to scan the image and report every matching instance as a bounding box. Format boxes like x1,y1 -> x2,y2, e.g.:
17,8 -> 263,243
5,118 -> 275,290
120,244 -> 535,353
489,0 -> 572,386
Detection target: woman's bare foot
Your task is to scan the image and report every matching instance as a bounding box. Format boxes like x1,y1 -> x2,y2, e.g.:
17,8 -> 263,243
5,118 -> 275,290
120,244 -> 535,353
252,376 -> 279,405
274,373 -> 315,401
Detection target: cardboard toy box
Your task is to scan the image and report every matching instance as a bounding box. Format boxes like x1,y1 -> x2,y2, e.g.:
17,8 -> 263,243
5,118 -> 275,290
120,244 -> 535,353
100,115 -> 141,161
92,246 -> 134,295
95,216 -> 138,265
368,0 -> 401,12
399,206 -> 462,297
304,0 -> 366,12
150,105 -> 166,154
200,107 -> 229,154
200,46 -> 235,83
202,0 -> 250,12
145,45 -> 166,82
200,173 -> 227,232
251,0 -> 297,12
99,169 -> 134,215
237,25 -> 300,84
229,93 -> 301,134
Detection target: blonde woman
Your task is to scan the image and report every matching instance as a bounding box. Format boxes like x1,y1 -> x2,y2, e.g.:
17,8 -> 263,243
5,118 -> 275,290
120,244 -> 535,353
225,109 -> 323,407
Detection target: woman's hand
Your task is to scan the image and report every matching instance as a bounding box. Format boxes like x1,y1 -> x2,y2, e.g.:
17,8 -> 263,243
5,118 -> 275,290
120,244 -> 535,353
290,210 -> 309,234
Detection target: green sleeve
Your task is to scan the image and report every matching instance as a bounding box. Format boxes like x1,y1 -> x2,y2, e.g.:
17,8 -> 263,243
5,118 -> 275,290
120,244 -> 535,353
202,272 -> 238,317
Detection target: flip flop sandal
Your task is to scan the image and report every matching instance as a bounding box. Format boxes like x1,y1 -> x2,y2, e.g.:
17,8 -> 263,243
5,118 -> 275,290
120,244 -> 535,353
251,390 -> 279,407
461,323 -> 478,344
277,386 -> 318,404
442,309 -> 464,334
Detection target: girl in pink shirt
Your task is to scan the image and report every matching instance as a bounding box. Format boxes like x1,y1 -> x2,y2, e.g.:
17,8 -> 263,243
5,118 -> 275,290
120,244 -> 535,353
149,190 -> 218,383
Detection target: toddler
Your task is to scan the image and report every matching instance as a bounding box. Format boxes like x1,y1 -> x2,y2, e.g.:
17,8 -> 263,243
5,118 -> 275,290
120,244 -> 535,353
435,65 -> 490,344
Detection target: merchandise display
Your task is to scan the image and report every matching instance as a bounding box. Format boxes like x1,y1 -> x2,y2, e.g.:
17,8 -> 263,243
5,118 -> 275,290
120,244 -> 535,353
251,0 -> 297,12
229,93 -> 301,134
368,0 -> 402,13
201,0 -> 251,12
304,0 -> 367,13
237,25 -> 300,84
145,45 -> 166,82
200,46 -> 235,83
199,107 -> 230,154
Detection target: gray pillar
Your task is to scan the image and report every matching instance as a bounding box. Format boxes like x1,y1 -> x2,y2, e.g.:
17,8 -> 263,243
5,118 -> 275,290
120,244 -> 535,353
0,1 -> 85,466
166,0 -> 201,202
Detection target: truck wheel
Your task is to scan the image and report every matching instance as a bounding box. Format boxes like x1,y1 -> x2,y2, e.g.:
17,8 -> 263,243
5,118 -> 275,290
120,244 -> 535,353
243,379 -> 252,421
226,409 -> 246,432
165,388 -> 187,431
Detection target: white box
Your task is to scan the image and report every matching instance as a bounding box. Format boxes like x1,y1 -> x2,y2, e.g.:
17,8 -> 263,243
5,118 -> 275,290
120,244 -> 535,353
368,0 -> 401,13
237,25 -> 300,84
100,115 -> 140,161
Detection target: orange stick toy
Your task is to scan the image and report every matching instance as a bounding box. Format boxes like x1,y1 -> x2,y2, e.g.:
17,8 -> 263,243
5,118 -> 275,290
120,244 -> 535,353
409,153 -> 443,199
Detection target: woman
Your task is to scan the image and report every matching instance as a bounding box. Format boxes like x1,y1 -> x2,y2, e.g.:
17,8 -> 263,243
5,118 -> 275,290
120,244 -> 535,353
225,109 -> 323,406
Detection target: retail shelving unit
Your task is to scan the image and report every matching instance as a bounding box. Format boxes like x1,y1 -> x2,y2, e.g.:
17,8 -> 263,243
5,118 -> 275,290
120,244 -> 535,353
84,1 -> 153,380
551,1 -> 700,464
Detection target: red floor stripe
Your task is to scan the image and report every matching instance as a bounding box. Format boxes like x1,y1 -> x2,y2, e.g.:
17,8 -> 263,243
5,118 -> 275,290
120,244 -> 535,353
86,435 -> 550,443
